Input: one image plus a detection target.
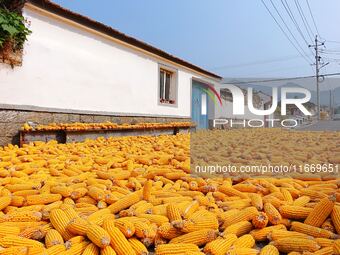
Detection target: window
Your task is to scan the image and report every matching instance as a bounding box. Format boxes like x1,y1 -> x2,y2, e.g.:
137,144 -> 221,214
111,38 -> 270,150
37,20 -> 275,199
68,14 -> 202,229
159,68 -> 176,105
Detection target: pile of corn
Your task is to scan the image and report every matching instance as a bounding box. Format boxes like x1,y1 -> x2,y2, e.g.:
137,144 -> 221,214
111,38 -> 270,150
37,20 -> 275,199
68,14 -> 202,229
0,131 -> 339,254
191,129 -> 340,168
21,122 -> 193,132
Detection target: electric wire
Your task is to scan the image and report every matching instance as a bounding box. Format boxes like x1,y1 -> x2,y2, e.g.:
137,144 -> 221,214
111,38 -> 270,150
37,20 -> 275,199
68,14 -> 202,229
222,72 -> 340,85
294,0 -> 315,41
305,0 -> 321,38
261,0 -> 313,66
269,0 -> 313,63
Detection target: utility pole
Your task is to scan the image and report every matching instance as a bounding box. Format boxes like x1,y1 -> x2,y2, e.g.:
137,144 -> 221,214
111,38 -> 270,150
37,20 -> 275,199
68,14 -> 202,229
309,35 -> 327,121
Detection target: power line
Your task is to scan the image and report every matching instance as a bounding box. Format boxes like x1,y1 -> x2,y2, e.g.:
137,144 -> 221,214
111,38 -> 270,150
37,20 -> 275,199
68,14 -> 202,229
209,55 -> 305,70
294,0 -> 315,41
281,0 -> 312,46
305,0 -> 321,37
269,0 -> 313,63
280,0 -> 314,56
261,0 -> 313,66
222,72 -> 340,85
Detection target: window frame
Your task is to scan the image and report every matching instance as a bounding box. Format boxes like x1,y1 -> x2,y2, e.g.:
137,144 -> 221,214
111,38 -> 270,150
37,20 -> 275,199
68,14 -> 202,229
158,64 -> 178,107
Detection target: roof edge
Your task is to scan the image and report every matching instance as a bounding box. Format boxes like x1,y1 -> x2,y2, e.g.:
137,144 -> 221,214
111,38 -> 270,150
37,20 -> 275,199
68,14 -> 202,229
27,0 -> 222,80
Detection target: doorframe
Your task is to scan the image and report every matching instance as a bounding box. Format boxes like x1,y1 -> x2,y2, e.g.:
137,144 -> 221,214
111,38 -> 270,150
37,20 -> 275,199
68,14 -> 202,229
190,77 -> 213,129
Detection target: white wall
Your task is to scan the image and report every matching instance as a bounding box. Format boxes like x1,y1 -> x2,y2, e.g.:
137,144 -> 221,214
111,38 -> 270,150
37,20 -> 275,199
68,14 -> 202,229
0,8 -> 218,118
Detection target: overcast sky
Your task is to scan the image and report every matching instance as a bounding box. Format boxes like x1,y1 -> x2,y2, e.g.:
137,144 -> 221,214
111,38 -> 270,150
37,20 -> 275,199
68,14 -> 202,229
52,0 -> 340,80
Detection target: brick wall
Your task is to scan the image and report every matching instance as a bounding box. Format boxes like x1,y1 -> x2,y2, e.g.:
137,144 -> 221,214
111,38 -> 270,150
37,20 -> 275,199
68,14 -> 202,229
0,109 -> 190,146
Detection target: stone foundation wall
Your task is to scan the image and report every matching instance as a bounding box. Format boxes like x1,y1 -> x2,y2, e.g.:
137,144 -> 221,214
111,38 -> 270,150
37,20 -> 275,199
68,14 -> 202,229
0,109 -> 190,146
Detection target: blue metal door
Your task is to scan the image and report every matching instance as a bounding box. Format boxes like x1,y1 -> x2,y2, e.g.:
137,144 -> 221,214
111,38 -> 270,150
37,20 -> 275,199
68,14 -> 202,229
192,82 -> 208,129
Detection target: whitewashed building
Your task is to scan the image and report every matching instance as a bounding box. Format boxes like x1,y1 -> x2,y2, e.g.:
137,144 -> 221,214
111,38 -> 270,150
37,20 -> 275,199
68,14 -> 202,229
0,0 -> 221,145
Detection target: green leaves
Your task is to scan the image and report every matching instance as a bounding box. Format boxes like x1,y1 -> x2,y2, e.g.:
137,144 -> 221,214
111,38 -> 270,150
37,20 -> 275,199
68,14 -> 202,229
0,7 -> 31,50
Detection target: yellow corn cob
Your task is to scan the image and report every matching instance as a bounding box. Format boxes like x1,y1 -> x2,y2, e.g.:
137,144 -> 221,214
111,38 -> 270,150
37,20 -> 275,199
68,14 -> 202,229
64,235 -> 85,248
6,183 -> 40,192
0,234 -> 44,248
158,222 -> 182,240
232,234 -> 255,248
223,207 -> 258,228
18,224 -> 49,240
26,193 -> 62,205
331,205 -> 340,234
70,187 -> 88,200
87,208 -> 111,225
102,218 -> 135,255
86,224 -> 110,248
312,246 -> 334,255
45,229 -> 64,248
9,196 -> 25,207
177,213 -> 218,232
300,189 -> 327,199
128,237 -> 149,255
87,186 -> 105,201
167,203 -> 182,223
267,229 -> 312,241
224,221 -> 253,237
155,243 -> 200,255
12,189 -> 39,197
259,245 -> 279,255
226,248 -> 259,255
279,205 -> 313,219
249,193 -> 263,210
101,246 -> 117,255
46,244 -> 66,255
50,185 -> 73,197
113,218 -> 135,238
82,243 -> 100,255
108,190 -> 143,214
133,220 -> 156,240
0,196 -> 11,210
291,221 -> 339,239
250,225 -> 286,242
27,246 -> 47,255
218,209 -> 240,222
315,238 -> 334,247
304,196 -> 335,227
63,240 -> 89,255
264,203 -> 282,225
0,221 -> 47,231
60,204 -> 79,222
218,186 -> 248,199
170,228 -> 217,246
143,180 -> 153,201
49,208 -> 74,240
334,239 -> 340,254
269,237 -> 320,253
252,212 -> 268,229
0,225 -> 20,237
292,196 -> 310,207
204,234 -> 237,255
0,211 -> 42,222
0,246 -> 28,255
66,217 -> 88,236
138,214 -> 169,226
182,201 -> 199,219
63,197 -> 76,205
